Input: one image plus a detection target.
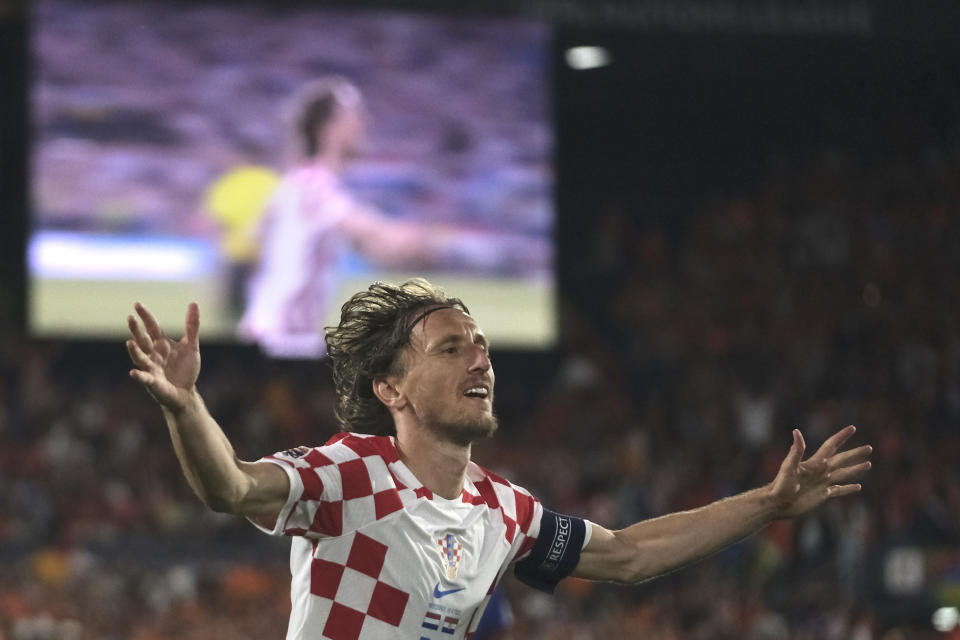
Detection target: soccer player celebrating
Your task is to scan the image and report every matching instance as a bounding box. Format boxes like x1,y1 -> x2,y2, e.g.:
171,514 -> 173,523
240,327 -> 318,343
126,279 -> 872,640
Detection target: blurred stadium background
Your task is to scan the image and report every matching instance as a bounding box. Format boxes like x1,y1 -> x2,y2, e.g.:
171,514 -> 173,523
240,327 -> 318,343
2,0 -> 960,638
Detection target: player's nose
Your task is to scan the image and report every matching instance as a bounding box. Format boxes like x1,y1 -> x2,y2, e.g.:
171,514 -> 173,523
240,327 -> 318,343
467,344 -> 491,373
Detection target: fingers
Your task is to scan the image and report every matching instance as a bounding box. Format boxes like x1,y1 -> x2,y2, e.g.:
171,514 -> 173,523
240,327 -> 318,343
827,483 -> 862,499
792,429 -> 806,461
812,424 -> 857,460
827,444 -> 873,472
126,337 -> 156,372
126,338 -> 161,393
131,302 -> 199,346
780,429 -> 806,474
184,302 -> 200,348
127,314 -> 153,353
829,461 -> 872,484
128,367 -> 156,387
134,302 -> 164,341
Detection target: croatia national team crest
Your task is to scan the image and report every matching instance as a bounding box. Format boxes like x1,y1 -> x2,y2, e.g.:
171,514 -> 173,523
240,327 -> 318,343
436,534 -> 463,580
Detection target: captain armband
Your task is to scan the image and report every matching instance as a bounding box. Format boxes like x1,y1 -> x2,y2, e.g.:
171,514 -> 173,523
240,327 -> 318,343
513,509 -> 588,594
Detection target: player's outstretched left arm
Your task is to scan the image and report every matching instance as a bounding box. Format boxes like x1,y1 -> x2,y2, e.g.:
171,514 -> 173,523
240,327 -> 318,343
572,425 -> 872,584
126,302 -> 289,518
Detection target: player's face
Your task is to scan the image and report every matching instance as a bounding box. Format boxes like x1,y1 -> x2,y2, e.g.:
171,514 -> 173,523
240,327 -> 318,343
330,105 -> 367,159
397,307 -> 497,445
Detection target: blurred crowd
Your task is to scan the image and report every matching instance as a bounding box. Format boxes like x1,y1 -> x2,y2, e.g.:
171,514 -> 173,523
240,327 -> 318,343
33,0 -> 551,236
3,133 -> 960,639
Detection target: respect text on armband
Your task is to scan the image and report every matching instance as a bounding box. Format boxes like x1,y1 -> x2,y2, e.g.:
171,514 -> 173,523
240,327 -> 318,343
543,515 -> 571,571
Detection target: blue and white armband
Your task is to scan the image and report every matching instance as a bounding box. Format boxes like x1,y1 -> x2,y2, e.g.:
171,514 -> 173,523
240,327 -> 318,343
514,509 -> 590,594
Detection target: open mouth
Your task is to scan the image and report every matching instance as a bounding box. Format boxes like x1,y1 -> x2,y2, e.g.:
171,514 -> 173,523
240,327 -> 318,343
463,386 -> 489,399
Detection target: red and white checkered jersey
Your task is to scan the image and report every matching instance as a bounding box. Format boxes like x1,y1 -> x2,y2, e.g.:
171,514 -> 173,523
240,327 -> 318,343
251,432 -> 543,640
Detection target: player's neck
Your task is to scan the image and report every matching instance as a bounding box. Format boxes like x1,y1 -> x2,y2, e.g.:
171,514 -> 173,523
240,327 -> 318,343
394,428 -> 471,500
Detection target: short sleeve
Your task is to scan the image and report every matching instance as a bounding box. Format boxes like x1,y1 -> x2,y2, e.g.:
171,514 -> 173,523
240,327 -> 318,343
246,445 -> 345,538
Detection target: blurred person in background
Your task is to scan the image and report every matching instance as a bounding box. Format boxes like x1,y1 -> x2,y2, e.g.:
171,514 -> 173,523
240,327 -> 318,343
127,278 -> 871,640
238,77 -> 432,358
238,78 -> 546,358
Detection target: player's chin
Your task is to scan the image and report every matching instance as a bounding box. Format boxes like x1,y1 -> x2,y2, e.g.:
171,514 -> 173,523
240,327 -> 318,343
448,414 -> 499,444
475,413 -> 499,439
479,414 -> 498,437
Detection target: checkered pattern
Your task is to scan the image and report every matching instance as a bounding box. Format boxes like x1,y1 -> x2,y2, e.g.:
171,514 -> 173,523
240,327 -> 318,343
263,432 -> 420,539
254,433 -> 545,639
309,532 -> 409,640
437,536 -> 462,560
461,466 -> 538,546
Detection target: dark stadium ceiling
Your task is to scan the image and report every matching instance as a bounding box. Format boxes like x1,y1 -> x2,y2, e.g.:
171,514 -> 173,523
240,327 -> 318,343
5,0 -> 960,41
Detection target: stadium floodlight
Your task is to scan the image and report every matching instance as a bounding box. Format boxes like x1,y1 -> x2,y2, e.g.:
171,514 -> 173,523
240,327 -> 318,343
932,607 -> 959,632
565,46 -> 611,70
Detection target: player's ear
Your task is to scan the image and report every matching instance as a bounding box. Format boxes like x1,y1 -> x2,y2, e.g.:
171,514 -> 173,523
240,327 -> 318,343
373,376 -> 406,410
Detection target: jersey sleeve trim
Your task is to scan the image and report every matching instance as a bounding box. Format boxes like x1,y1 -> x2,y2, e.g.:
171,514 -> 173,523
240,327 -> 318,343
246,457 -> 303,536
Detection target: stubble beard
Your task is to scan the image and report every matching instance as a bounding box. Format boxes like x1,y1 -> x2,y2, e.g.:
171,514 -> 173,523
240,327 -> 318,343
427,411 -> 499,448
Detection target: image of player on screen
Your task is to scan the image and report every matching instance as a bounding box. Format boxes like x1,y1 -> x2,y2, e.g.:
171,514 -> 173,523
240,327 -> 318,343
128,278 -> 872,640
238,77 -> 547,358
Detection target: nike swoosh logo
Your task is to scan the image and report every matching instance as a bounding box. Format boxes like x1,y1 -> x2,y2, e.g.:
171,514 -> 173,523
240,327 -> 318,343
433,583 -> 465,599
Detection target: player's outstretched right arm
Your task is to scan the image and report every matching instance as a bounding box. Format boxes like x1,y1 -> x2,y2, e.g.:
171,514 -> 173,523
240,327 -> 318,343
126,302 -> 288,518
571,426 -> 871,584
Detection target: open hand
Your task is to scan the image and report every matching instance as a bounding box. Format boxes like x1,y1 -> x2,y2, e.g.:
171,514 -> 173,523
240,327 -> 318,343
126,302 -> 201,412
769,425 -> 872,519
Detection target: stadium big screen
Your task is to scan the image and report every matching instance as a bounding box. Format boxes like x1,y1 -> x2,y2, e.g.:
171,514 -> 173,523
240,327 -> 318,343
29,0 -> 555,355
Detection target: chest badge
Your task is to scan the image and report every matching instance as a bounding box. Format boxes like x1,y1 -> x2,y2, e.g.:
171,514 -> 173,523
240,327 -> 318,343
436,533 -> 463,580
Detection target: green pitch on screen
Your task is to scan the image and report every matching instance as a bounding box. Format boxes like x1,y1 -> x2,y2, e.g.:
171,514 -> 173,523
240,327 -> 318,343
30,273 -> 556,350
